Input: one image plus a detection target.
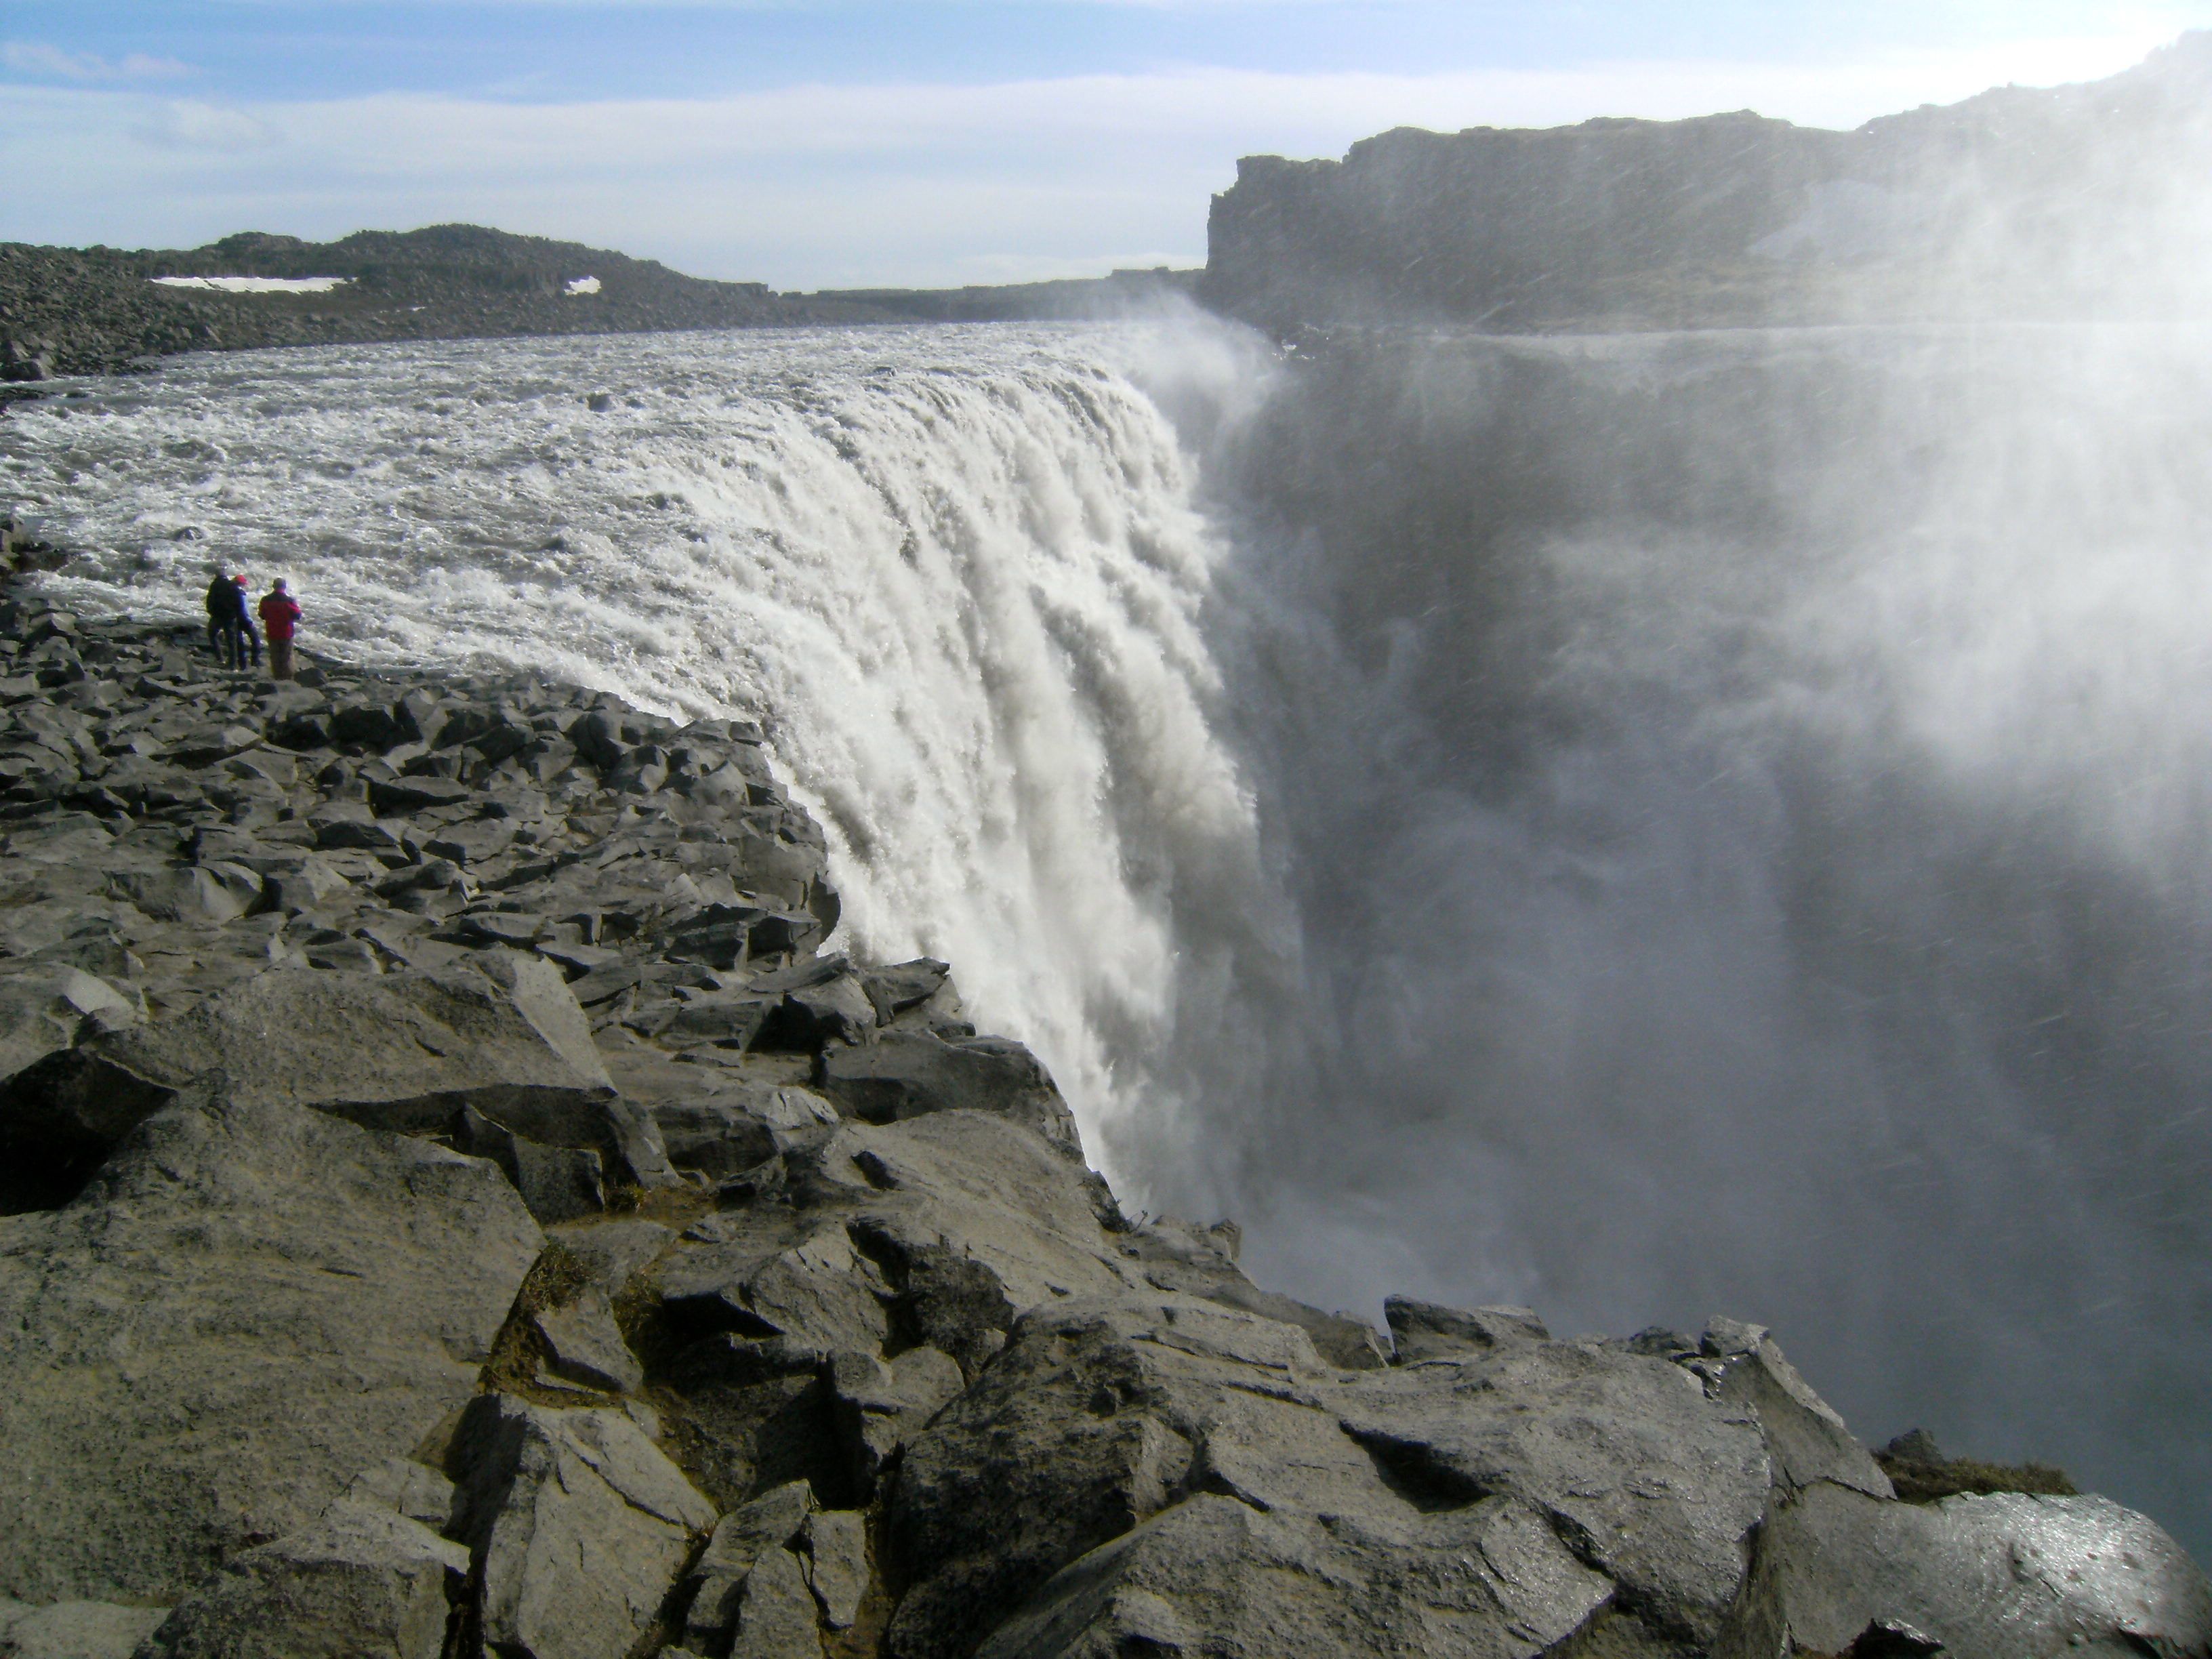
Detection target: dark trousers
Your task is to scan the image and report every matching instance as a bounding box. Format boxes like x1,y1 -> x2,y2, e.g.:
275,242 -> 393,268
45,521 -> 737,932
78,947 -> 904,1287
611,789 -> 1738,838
213,617 -> 259,670
269,637 -> 294,681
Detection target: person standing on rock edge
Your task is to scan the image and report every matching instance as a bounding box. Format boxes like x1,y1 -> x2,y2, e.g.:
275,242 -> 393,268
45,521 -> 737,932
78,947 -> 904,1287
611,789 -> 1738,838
230,574 -> 262,671
203,562 -> 237,661
258,579 -> 302,681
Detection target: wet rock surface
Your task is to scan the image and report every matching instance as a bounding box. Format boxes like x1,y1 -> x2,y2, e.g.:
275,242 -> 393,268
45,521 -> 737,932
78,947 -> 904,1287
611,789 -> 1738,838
0,600 -> 2202,1657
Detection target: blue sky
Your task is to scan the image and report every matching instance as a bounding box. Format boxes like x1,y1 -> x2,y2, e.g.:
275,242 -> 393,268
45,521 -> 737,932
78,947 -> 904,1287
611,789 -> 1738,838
7,1 -> 2211,287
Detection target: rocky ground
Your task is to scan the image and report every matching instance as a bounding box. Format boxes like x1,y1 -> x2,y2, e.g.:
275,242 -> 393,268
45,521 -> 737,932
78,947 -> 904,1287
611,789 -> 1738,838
0,597 -> 2205,1659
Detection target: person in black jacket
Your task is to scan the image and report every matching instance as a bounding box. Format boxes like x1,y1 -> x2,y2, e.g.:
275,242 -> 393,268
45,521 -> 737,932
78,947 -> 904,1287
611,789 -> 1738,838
203,565 -> 253,669
203,565 -> 234,660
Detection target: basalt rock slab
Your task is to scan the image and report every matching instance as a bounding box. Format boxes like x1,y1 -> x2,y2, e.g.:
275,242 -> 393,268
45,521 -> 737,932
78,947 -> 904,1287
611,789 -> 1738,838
134,1498 -> 468,1659
1700,1319 -> 1895,1501
682,1481 -> 819,1656
0,1086 -> 541,1604
1717,1480 -> 2212,1659
826,1345 -> 965,1498
0,963 -> 137,1086
817,1033 -> 1083,1160
447,1395 -> 716,1659
0,962 -> 662,1210
1384,1296 -> 1550,1362
889,1292 -> 1776,1659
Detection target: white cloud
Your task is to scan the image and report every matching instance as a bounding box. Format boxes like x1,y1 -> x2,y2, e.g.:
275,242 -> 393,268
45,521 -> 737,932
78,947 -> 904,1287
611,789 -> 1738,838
2,41 -> 190,81
0,30 -> 2184,288
131,100 -> 277,152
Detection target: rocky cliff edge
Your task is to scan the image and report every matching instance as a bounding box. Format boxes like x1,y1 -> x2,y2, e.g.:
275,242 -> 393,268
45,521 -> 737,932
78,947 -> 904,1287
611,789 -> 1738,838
0,598 -> 2203,1659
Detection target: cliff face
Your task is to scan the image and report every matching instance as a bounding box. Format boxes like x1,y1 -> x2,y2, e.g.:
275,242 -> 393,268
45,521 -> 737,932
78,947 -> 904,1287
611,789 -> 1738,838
1204,33 -> 2212,332
0,591 -> 2206,1656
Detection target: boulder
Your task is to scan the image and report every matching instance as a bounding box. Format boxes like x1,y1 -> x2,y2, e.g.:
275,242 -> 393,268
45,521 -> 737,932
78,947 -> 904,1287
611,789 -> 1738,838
1128,1220 -> 1387,1370
653,1095 -> 783,1179
886,1294 -> 1318,1658
826,1345 -> 965,1497
889,1292 -> 1775,1659
0,965 -> 137,1086
0,964 -> 660,1211
727,1548 -> 825,1659
655,993 -> 779,1052
755,975 -> 877,1052
801,1509 -> 867,1631
1335,1338 -> 1771,1648
682,1481 -> 815,1654
534,1288 -> 644,1394
366,775 -> 475,816
859,958 -> 952,1025
1384,1296 -> 1549,1362
817,1034 -> 1083,1160
658,1222 -> 891,1359
1719,1481 -> 2212,1659
1700,1319 -> 1893,1500
449,1395 -> 716,1659
329,702 -> 405,750
460,1105 -> 607,1225
0,1086 -> 541,1603
133,1499 -> 467,1659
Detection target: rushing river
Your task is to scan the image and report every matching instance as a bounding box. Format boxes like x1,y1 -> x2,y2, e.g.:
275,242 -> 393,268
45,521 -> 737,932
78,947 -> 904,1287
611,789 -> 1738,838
5,315 -> 2211,1557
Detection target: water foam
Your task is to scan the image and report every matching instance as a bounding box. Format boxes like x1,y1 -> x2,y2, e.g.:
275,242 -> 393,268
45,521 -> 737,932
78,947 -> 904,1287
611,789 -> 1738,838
0,323 -> 1261,1183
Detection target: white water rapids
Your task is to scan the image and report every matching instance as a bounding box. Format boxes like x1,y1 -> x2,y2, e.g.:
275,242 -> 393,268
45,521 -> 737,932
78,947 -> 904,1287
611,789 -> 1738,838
0,324 -> 1267,1180
7,316 -> 2212,1558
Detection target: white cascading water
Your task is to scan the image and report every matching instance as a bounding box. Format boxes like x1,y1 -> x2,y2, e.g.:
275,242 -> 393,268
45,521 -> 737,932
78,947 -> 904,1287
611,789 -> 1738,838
12,313 -> 2212,1557
0,323 -> 1266,1187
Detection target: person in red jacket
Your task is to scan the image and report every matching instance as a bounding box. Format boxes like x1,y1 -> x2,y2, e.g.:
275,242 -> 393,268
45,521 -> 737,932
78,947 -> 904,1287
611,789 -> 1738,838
258,578 -> 302,680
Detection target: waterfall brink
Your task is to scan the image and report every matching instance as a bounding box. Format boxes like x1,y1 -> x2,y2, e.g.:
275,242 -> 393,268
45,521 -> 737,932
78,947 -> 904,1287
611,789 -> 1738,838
12,313 -> 2212,1557
3,325 -> 1267,1176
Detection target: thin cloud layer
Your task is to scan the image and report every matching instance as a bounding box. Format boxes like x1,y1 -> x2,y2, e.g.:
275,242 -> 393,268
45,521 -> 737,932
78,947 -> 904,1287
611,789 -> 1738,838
0,33 -> 2183,288
2,41 -> 191,81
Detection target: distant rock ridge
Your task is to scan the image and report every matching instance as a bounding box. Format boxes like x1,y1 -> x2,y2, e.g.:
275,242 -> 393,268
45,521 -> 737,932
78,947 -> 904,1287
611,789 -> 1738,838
0,224 -> 1201,384
0,595 -> 2205,1657
1203,31 -> 2212,333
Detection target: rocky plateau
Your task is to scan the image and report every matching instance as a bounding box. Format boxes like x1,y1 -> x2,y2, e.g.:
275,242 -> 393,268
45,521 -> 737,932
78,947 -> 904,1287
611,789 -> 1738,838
0,597 -> 2204,1659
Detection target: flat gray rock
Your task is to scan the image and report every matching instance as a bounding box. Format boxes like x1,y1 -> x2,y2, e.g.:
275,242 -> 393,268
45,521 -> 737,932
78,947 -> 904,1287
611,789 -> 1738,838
727,1547 -> 823,1659
827,1345 -> 965,1498
1722,1481 -> 2212,1659
817,1033 -> 1084,1160
0,964 -> 666,1210
802,1509 -> 868,1631
535,1288 -> 644,1394
135,1498 -> 467,1659
0,1086 -> 541,1603
449,1395 -> 716,1659
684,1481 -> 815,1654
890,1292 -> 1775,1659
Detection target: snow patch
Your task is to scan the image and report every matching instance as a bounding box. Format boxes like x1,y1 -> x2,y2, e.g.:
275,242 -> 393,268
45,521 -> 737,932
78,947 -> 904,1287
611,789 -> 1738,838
151,276 -> 352,294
